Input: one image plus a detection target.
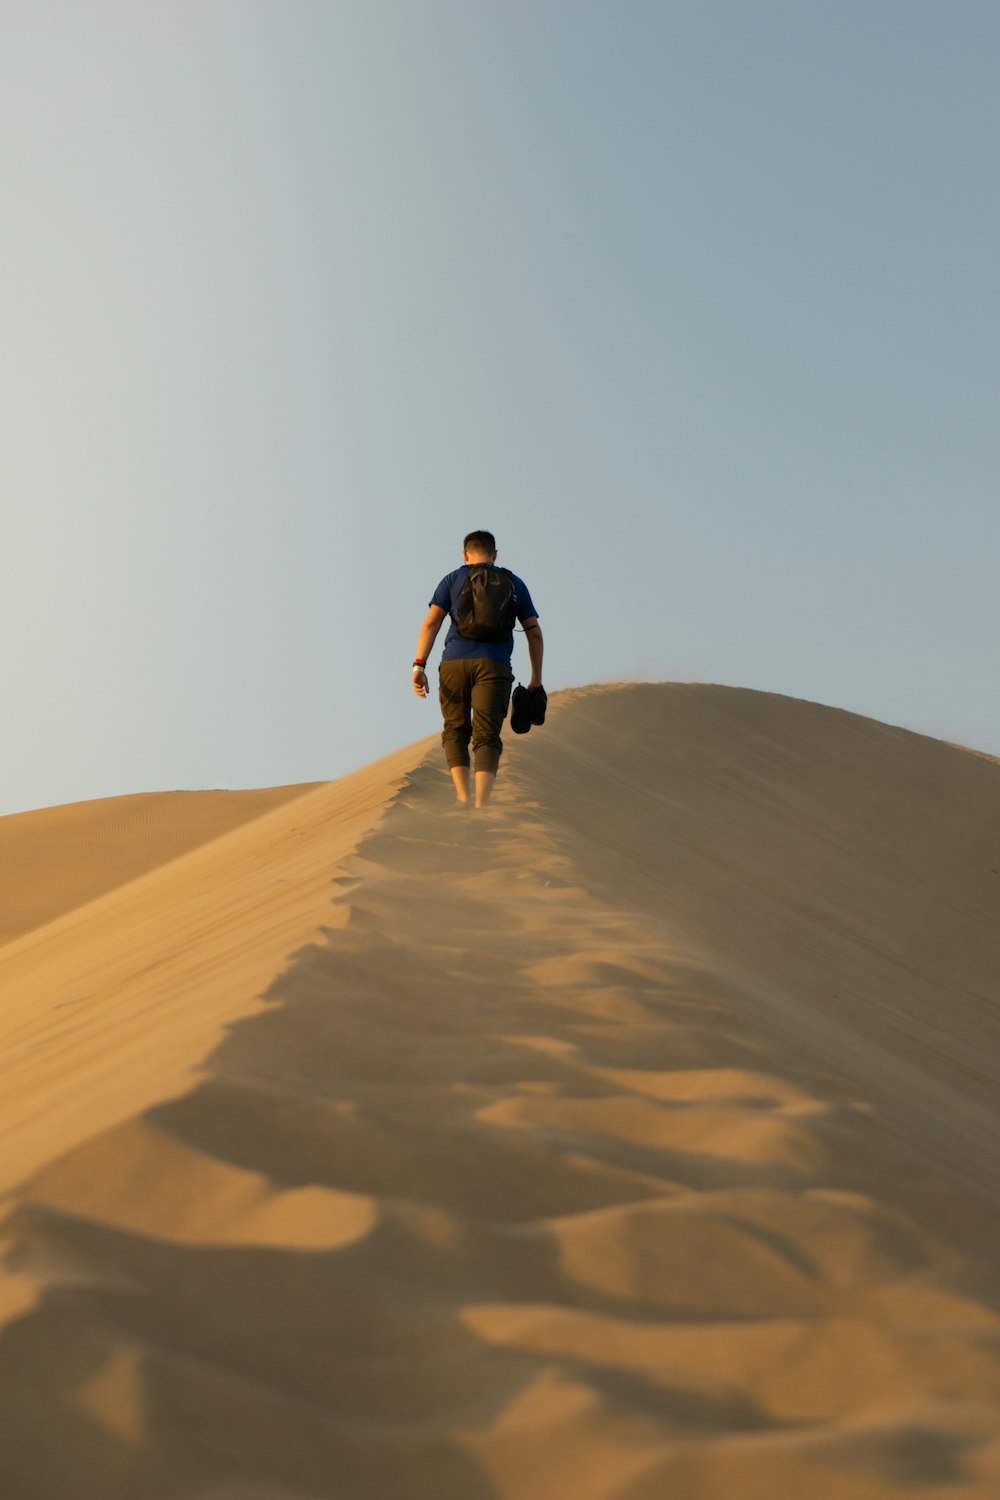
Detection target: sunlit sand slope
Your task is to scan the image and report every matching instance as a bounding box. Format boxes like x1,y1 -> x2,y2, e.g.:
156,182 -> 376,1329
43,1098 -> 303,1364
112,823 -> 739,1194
1,684 -> 999,1500
0,745 -> 425,1211
0,784 -> 322,948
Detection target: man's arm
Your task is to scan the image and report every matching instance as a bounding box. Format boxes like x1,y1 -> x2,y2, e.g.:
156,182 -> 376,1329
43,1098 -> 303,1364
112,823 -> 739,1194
522,617 -> 543,691
412,605 -> 448,698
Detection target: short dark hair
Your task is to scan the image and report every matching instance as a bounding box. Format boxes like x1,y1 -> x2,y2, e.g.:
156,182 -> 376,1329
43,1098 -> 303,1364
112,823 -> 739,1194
463,529 -> 496,554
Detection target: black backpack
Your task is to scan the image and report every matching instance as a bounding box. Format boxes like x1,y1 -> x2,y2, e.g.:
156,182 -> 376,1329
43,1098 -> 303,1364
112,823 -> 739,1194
454,564 -> 518,642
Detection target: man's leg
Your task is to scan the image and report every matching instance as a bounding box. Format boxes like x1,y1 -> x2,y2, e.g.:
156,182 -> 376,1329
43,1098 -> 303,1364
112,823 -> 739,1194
439,662 -> 473,804
469,661 -> 514,807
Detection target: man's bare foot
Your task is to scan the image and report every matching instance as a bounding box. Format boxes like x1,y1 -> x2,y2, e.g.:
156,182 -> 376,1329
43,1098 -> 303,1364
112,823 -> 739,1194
474,770 -> 497,809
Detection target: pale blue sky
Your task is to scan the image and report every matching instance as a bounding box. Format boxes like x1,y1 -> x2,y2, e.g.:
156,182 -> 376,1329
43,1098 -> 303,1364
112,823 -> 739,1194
2,1 -> 997,816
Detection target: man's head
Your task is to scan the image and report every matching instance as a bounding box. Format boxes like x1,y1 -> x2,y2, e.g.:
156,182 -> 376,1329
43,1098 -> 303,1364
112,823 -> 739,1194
463,529 -> 497,563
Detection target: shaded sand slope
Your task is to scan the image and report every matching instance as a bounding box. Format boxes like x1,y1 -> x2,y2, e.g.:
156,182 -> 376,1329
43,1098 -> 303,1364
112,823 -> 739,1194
514,685 -> 1000,1198
0,784 -> 323,949
1,684 -> 999,1500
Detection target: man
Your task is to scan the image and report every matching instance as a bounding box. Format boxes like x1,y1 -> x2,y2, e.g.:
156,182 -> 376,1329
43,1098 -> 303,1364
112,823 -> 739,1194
412,530 -> 543,808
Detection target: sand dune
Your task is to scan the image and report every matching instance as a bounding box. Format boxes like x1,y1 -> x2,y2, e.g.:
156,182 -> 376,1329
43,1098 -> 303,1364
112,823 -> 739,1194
0,784 -> 322,950
1,683 -> 999,1499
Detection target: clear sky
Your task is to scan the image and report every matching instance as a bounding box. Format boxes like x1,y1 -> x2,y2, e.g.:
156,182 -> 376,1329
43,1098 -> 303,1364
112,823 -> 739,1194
2,1 -> 998,817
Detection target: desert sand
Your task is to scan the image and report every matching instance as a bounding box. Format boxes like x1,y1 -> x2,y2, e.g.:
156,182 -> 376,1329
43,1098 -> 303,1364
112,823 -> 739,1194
1,682 -> 999,1499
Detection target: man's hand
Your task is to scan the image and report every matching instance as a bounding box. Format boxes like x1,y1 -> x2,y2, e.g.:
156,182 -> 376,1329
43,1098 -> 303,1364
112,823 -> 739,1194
413,669 -> 429,698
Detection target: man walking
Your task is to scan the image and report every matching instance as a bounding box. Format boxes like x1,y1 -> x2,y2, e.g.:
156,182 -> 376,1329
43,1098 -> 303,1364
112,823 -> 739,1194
412,531 -> 543,808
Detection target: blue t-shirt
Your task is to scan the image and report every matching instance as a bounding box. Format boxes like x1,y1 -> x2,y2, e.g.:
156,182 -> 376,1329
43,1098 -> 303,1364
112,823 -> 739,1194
431,565 -> 539,664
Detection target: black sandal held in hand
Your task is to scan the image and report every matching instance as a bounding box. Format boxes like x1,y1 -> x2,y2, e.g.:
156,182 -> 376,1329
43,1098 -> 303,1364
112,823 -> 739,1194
528,685 -> 547,725
510,685 -> 532,734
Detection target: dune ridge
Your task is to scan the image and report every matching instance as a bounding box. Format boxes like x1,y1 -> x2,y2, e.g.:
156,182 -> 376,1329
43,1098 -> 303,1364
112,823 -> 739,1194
1,683 -> 999,1499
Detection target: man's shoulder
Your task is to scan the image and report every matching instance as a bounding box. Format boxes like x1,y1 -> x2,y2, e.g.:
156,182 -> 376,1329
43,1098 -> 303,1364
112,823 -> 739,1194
430,566 -> 469,610
434,565 -> 468,590
436,562 -> 530,592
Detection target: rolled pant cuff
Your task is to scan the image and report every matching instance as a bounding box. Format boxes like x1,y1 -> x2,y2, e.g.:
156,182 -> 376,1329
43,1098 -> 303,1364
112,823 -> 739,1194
473,752 -> 500,775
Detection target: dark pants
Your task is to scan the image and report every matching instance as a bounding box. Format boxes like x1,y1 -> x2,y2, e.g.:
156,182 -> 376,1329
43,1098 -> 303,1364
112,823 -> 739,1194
438,659 -> 514,775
